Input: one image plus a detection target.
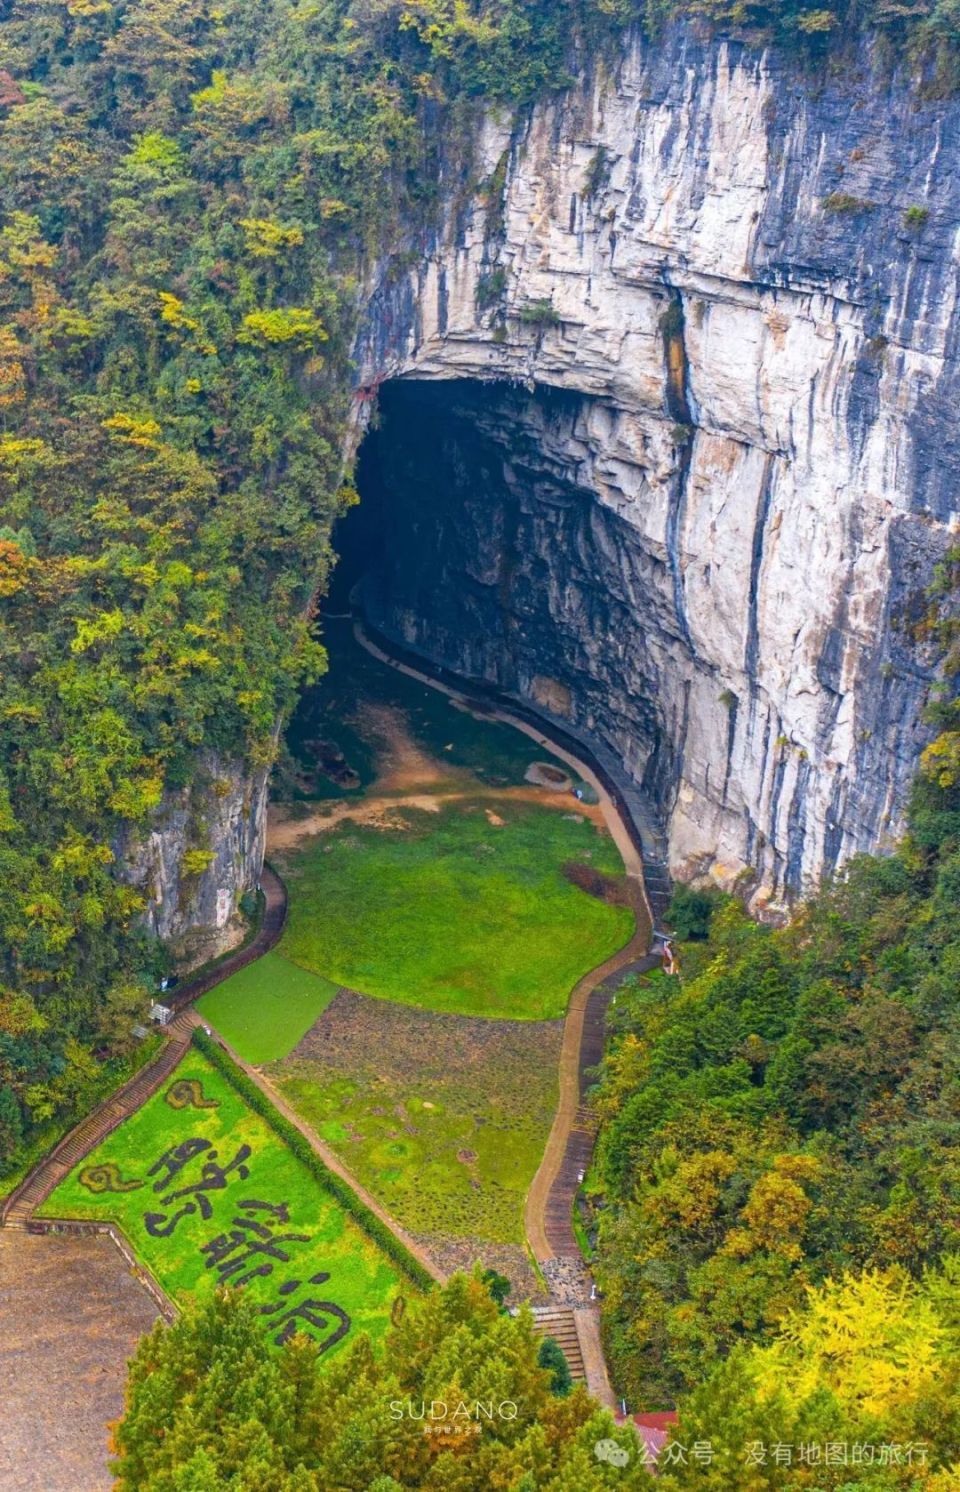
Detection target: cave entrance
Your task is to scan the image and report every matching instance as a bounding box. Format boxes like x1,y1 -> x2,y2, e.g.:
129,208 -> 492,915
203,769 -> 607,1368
327,377 -> 673,897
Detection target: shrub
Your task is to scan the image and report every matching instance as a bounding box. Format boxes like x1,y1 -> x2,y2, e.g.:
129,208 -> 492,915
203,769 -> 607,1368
475,267 -> 507,311
583,146 -> 609,199
537,1335 -> 573,1396
659,302 -> 683,339
518,299 -> 561,327
666,884 -> 723,941
482,1267 -> 511,1307
903,205 -> 930,229
190,1028 -> 435,1292
822,192 -> 875,214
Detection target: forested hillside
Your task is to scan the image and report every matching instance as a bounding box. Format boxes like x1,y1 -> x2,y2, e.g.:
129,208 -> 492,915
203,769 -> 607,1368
0,0 -> 634,1179
589,548 -> 960,1474
0,0 -> 958,1230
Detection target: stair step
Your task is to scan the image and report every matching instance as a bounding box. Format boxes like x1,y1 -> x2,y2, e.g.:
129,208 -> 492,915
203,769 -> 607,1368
1,1032 -> 192,1229
529,1309 -> 586,1379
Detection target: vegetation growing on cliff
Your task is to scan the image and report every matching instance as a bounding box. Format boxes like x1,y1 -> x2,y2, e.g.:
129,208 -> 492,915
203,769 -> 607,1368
591,550 -> 960,1419
0,0 -> 630,1182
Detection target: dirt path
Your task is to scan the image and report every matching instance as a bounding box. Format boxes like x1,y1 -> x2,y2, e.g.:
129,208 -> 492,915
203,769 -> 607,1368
353,698 -> 448,791
267,781 -> 606,851
355,624 -> 644,880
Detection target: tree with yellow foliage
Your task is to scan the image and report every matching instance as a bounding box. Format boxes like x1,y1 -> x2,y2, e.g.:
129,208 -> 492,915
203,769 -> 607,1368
658,1259 -> 960,1491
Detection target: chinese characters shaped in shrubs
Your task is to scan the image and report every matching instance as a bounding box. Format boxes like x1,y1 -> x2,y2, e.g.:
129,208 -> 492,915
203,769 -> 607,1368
134,1133 -> 352,1352
201,1199 -> 310,1286
260,1272 -> 351,1351
144,1139 -> 252,1235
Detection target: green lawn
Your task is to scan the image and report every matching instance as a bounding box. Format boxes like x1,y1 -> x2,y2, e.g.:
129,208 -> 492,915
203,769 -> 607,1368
275,799 -> 634,1020
196,950 -> 340,1064
41,1050 -> 409,1357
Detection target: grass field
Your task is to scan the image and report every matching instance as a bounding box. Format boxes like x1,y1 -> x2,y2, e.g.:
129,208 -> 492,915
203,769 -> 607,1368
275,799 -> 633,1021
196,951 -> 340,1064
273,988 -> 561,1244
41,1050 -> 409,1356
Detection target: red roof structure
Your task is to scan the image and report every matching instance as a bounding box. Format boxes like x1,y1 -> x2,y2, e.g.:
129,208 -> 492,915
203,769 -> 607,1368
616,1411 -> 680,1466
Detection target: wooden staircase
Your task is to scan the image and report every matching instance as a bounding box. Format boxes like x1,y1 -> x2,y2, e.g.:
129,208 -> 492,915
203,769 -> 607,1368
2,1018 -> 194,1230
1,873 -> 283,1231
530,1305 -> 586,1384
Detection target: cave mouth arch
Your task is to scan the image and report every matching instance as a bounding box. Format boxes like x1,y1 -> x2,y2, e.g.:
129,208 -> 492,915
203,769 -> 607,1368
331,377 -> 676,891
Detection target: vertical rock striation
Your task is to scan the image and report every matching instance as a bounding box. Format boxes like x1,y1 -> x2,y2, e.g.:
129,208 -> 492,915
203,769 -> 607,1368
116,753 -> 269,968
352,25 -> 959,910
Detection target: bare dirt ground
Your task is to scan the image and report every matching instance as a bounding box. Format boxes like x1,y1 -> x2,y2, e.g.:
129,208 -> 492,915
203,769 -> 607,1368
268,688 -> 609,852
288,986 -> 563,1080
352,699 -> 448,791
268,784 -> 606,852
0,1231 -> 158,1492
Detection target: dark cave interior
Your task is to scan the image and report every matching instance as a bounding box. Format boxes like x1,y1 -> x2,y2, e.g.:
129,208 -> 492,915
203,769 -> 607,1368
330,378 -> 678,837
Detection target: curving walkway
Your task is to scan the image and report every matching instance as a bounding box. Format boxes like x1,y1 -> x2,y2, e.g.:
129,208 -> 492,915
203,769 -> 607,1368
169,862 -> 288,1011
353,620 -> 658,1267
533,927 -> 661,1263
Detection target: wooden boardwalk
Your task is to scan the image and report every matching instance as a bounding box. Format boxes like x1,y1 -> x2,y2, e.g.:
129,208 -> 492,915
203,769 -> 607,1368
542,951 -> 660,1258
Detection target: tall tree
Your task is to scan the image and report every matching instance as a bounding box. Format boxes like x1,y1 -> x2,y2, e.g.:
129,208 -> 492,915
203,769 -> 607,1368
112,1273 -> 649,1490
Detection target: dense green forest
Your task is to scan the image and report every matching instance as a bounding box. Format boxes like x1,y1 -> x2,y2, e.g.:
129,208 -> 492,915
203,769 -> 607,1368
586,548 -> 960,1480
0,0 -> 633,1179
116,1262 -> 960,1486
112,1273 -> 647,1489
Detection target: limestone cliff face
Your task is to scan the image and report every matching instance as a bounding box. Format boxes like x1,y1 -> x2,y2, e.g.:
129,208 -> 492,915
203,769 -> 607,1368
352,25 -> 958,911
116,753 -> 269,969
